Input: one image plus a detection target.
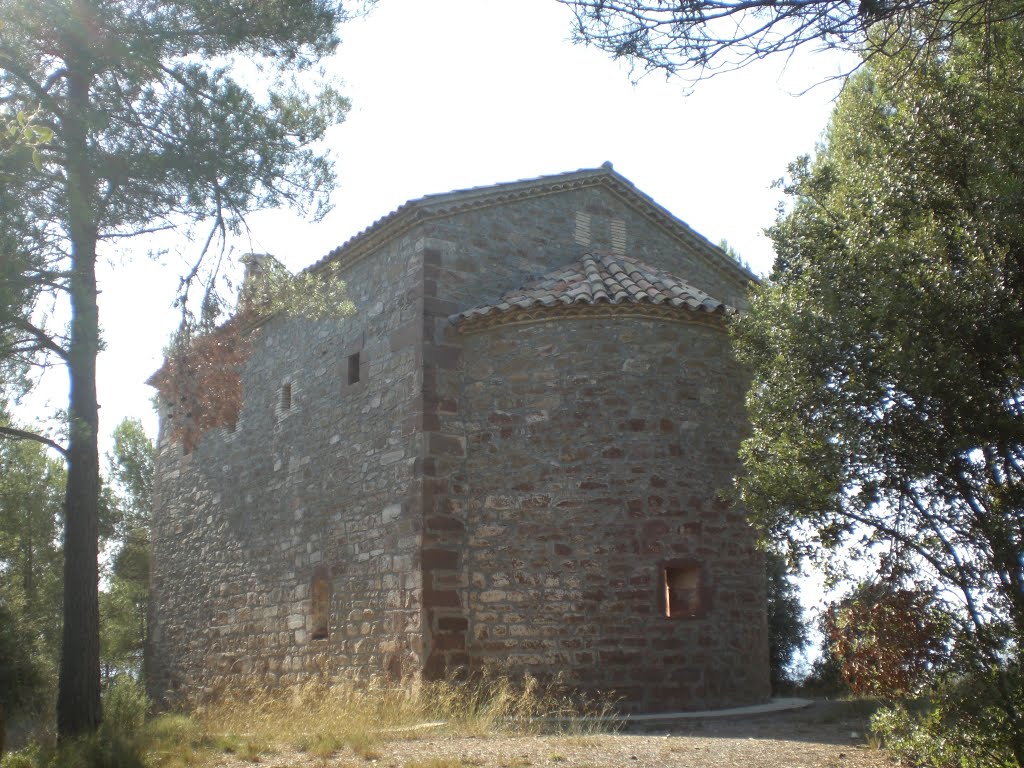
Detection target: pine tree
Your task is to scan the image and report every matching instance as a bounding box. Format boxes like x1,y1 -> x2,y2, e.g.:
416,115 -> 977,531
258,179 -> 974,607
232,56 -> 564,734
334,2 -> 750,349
0,0 -> 352,737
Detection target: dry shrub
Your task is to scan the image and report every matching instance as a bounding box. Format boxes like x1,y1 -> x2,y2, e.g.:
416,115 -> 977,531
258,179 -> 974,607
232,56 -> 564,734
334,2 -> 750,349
150,321 -> 253,453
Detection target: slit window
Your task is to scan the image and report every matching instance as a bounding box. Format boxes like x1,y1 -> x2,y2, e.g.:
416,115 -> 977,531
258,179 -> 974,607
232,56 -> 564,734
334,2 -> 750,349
664,564 -> 703,618
311,576 -> 330,640
347,352 -> 360,385
280,383 -> 292,412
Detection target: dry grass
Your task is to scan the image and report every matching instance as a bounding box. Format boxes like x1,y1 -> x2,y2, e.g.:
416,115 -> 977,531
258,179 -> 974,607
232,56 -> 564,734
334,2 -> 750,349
2,683 -> 888,768
141,674 -> 618,767
135,698 -> 892,768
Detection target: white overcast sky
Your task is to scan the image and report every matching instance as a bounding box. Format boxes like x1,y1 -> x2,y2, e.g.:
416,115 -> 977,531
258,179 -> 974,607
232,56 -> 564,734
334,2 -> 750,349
35,0 -> 854,448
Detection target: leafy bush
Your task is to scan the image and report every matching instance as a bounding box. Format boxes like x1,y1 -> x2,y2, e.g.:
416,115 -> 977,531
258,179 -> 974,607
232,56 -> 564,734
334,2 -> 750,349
0,743 -> 40,768
825,581 -> 951,699
100,677 -> 148,740
44,733 -> 146,768
0,679 -> 151,768
871,667 -> 1024,768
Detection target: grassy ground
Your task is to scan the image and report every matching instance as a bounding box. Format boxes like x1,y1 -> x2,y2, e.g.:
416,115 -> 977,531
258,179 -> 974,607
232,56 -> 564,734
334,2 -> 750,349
2,675 -> 620,768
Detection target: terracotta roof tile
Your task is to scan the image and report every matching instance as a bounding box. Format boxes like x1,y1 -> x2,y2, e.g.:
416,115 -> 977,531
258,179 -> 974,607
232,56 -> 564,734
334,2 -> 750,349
453,254 -> 732,328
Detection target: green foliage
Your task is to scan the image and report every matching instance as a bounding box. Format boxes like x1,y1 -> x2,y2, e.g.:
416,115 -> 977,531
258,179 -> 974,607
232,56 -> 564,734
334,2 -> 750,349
872,667 -> 1024,768
141,713 -> 202,748
100,678 -> 149,743
239,255 -> 356,321
801,641 -> 848,697
100,420 -> 154,680
100,530 -> 149,680
0,680 -> 151,768
0,429 -> 65,690
734,2 -> 1024,759
0,742 -> 41,768
0,599 -> 47,716
1,0 -> 357,734
38,734 -> 145,768
0,108 -> 51,174
106,421 -> 154,537
764,550 -> 808,691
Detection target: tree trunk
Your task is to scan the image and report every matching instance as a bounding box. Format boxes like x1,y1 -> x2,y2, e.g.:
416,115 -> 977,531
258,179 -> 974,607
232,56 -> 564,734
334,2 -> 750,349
56,46 -> 102,738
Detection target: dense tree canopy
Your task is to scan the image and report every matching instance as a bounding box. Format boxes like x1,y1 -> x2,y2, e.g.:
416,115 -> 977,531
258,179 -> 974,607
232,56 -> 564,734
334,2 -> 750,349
0,0 -> 354,737
100,418 -> 154,680
765,550 -> 808,691
0,416 -> 65,756
0,425 -> 65,668
734,5 -> 1024,762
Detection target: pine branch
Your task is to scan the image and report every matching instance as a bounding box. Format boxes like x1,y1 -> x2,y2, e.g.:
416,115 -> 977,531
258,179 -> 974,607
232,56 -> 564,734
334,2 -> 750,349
0,425 -> 68,458
8,317 -> 69,362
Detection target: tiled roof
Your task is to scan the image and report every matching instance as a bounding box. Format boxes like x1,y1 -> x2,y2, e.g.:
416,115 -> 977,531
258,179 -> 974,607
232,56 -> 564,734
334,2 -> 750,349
452,254 -> 732,331
305,165 -> 757,288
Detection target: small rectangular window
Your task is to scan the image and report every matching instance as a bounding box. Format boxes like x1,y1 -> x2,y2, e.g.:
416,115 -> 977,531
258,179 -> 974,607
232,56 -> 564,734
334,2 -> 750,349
664,564 -> 704,618
311,576 -> 330,640
347,352 -> 360,385
281,383 -> 292,411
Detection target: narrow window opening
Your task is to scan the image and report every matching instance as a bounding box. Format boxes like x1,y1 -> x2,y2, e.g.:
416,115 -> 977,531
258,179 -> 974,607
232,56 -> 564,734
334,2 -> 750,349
182,410 -> 194,455
347,352 -> 360,385
281,383 -> 292,412
664,564 -> 702,618
311,576 -> 330,640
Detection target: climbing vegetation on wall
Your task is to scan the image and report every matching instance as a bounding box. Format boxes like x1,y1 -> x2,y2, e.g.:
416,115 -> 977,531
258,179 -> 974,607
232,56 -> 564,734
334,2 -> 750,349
151,260 -> 354,452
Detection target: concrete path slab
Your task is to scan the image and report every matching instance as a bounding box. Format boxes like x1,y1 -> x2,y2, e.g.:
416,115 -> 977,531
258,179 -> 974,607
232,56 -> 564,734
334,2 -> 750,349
379,698 -> 817,733
616,697 -> 815,723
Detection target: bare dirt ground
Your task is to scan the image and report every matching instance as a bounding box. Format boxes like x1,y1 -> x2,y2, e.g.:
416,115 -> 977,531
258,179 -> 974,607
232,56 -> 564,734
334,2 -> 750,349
219,700 -> 894,768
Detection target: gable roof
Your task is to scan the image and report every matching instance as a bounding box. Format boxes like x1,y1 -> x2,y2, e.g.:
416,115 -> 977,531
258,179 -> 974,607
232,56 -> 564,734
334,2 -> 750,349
306,164 -> 757,289
452,253 -> 732,333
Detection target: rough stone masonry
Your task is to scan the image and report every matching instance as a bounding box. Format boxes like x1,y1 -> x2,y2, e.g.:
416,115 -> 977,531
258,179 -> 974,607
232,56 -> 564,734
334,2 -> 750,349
148,165 -> 771,712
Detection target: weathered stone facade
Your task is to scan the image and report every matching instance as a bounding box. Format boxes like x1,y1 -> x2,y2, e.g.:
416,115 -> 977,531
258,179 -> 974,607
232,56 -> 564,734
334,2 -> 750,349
148,166 -> 770,711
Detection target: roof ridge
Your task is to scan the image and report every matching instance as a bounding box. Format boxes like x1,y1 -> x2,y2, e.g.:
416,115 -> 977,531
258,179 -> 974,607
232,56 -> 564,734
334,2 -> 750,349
302,167 -> 757,290
305,165 -> 617,275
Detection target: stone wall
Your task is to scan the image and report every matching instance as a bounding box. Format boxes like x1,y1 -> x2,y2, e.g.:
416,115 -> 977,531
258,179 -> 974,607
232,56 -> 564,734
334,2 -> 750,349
148,234 -> 427,703
412,183 -> 765,710
431,315 -> 769,712
419,185 -> 749,314
148,174 -> 767,712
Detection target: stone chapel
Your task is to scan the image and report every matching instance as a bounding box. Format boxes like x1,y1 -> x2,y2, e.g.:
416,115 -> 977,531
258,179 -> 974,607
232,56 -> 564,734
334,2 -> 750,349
148,165 -> 771,712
